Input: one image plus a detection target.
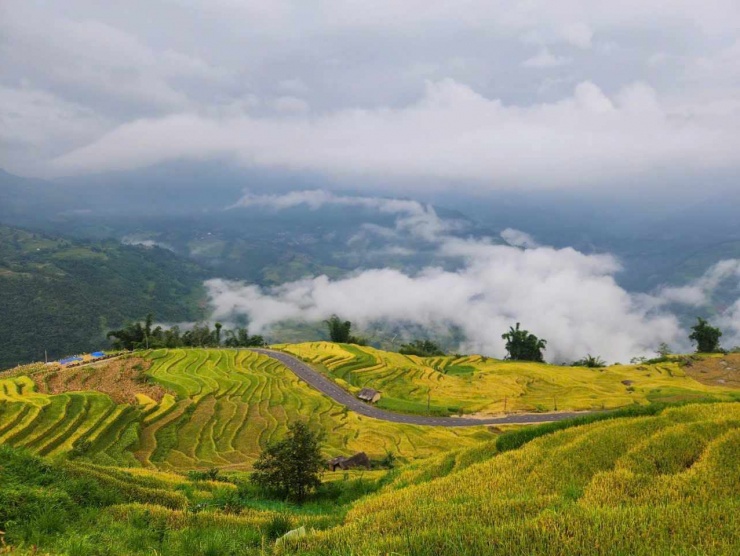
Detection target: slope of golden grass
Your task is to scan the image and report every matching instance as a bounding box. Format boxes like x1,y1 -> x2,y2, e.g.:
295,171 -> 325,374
278,342 -> 739,415
284,402 -> 740,555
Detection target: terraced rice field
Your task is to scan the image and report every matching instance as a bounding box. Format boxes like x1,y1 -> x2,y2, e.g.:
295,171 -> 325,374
140,349 -> 487,469
0,375 -> 141,465
0,349 -> 488,469
278,342 -> 740,416
286,402 -> 740,555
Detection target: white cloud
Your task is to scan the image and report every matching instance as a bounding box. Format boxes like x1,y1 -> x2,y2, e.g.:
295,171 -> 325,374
559,22 -> 593,49
657,259 -> 740,307
0,85 -> 111,174
278,78 -> 310,95
1,3 -> 230,115
718,300 -> 740,349
232,190 -> 461,241
272,96 -> 310,114
500,228 -> 539,248
523,48 -> 572,68
205,245 -> 679,364
50,79 -> 740,190
2,1 -> 740,183
656,259 -> 740,349
207,191 -> 685,363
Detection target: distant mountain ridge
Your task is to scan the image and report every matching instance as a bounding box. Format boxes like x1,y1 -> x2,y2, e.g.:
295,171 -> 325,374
0,224 -> 206,367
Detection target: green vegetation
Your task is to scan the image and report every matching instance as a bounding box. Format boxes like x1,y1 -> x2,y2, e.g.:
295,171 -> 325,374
572,354 -> 606,368
502,322 -> 547,362
286,402 -> 740,555
0,443 -> 366,555
0,225 -> 205,368
1,340 -> 739,554
399,339 -> 445,356
689,317 -> 723,353
107,314 -> 265,350
324,315 -> 366,345
279,342 -> 739,416
1,349 -> 486,469
251,422 -> 325,501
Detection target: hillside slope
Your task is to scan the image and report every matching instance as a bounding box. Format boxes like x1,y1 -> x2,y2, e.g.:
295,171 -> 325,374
287,402 -> 740,555
0,349 -> 488,469
1,345 -> 738,554
278,342 -> 739,416
0,225 -> 206,367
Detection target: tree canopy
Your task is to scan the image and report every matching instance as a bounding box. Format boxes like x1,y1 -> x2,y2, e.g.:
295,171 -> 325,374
399,339 -> 445,357
688,317 -> 723,353
502,323 -> 547,362
324,315 -> 367,345
107,315 -> 265,350
572,354 -> 606,368
250,421 -> 325,502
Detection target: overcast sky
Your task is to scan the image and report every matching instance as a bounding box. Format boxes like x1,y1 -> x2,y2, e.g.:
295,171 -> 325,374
2,1 -> 740,193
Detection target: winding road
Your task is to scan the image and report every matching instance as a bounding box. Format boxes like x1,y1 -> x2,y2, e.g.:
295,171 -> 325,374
253,348 -> 597,427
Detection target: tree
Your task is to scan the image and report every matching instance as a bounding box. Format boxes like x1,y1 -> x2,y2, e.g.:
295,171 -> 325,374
399,339 -> 445,357
325,315 -> 352,343
501,323 -> 547,362
213,322 -> 223,345
572,354 -> 606,368
688,317 -> 722,353
656,342 -> 672,358
250,422 -> 325,502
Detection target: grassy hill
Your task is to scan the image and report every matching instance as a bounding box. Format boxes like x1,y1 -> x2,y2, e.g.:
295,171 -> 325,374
0,399 -> 737,554
0,349 -> 488,470
1,344 -> 739,554
287,402 -> 740,555
277,342 -> 739,416
0,225 -> 206,368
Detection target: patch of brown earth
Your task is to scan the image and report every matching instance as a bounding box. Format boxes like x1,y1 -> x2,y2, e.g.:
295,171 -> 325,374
683,354 -> 740,389
33,357 -> 167,404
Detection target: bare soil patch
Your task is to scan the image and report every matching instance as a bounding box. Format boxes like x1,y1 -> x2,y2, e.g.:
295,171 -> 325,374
683,354 -> 740,389
33,357 -> 167,404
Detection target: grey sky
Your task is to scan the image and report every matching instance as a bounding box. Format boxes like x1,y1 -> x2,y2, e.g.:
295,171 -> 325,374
2,1 -> 739,192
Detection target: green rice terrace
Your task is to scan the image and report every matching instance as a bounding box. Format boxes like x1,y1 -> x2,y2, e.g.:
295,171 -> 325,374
1,345 -> 739,554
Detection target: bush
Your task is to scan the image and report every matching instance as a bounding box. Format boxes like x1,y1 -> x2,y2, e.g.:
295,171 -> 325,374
187,468 -> 221,482
262,514 -> 293,540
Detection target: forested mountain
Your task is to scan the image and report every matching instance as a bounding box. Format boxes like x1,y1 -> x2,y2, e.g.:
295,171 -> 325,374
0,225 -> 206,368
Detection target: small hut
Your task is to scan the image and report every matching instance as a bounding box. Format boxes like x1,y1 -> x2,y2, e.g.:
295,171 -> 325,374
328,452 -> 371,471
357,388 -> 381,404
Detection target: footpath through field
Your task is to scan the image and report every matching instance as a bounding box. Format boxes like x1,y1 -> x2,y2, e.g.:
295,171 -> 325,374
253,348 -> 595,427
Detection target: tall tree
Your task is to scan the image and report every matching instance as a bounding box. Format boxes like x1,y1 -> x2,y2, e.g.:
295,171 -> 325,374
250,422 -> 325,502
325,315 -> 352,343
688,317 -> 722,353
502,323 -> 547,362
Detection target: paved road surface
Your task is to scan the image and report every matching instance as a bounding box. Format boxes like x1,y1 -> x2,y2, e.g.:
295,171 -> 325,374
253,348 -> 597,427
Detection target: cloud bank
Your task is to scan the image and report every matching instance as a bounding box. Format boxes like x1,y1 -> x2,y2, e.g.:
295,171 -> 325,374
208,190 -> 740,361
207,191 -> 700,362
50,80 -> 740,190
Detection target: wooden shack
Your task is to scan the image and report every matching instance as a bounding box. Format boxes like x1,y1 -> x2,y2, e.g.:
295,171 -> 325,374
328,452 -> 371,471
357,388 -> 381,403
